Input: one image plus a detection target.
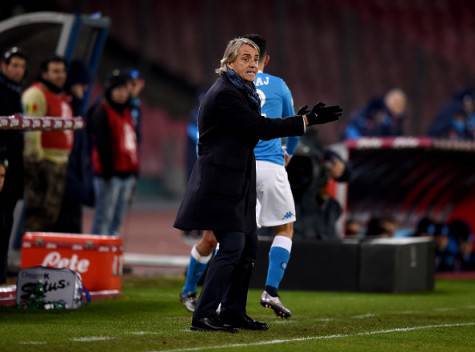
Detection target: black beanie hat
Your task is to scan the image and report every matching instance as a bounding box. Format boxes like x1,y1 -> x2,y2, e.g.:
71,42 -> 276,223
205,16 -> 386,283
105,69 -> 130,93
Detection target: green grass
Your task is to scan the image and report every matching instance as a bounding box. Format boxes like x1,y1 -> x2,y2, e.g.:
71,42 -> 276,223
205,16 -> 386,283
1,277 -> 475,352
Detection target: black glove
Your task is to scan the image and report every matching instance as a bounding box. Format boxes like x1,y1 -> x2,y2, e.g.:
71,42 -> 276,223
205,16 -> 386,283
297,105 -> 311,115
306,103 -> 342,126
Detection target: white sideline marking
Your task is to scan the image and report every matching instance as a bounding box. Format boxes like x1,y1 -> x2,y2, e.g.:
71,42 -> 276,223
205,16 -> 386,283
128,331 -> 160,336
19,341 -> 47,345
71,336 -> 115,342
433,307 -> 455,312
313,318 -> 335,322
124,253 -> 188,267
150,322 -> 475,352
272,319 -> 296,325
351,313 -> 375,319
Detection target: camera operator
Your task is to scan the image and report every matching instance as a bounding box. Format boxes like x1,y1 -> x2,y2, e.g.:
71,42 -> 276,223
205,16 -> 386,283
287,131 -> 350,240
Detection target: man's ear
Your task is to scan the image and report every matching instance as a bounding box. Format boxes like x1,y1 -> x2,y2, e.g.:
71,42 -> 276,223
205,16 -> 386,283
264,54 -> 270,68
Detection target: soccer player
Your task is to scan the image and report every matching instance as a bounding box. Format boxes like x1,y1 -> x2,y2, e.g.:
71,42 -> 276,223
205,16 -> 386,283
180,34 -> 300,318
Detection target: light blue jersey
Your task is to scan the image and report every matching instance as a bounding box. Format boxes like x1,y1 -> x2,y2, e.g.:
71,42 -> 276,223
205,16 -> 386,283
254,71 -> 298,165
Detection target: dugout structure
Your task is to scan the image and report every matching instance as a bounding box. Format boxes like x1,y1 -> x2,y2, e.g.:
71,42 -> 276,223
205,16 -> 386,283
0,11 -> 109,112
252,137 -> 475,292
345,137 -> 475,234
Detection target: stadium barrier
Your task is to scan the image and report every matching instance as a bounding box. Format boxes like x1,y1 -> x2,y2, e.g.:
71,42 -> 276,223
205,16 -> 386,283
0,114 -> 84,130
250,236 -> 434,293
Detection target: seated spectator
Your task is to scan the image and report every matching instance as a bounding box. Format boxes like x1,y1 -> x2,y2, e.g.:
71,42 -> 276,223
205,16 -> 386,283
344,218 -> 364,238
432,223 -> 451,272
342,89 -> 407,140
412,216 -> 438,237
464,93 -> 475,137
433,220 -> 474,272
432,109 -> 472,140
364,215 -> 397,238
448,220 -> 475,271
429,88 -> 475,140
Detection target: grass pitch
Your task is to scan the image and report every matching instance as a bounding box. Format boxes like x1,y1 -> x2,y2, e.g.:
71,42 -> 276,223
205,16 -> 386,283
1,277 -> 475,352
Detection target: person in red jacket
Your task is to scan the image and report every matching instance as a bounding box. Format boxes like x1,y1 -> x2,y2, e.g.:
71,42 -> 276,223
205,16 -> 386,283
22,56 -> 73,231
90,70 -> 138,235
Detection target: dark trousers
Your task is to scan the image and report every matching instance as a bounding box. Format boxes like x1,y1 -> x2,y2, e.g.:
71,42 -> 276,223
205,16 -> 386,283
193,230 -> 257,320
0,205 -> 14,284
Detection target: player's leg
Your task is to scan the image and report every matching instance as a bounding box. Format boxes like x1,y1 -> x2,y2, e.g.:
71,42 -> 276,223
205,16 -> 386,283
265,223 -> 293,295
180,230 -> 217,312
261,222 -> 293,318
255,161 -> 295,318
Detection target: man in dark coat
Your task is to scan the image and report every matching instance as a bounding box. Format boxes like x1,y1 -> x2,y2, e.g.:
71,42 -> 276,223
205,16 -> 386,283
0,47 -> 27,284
174,37 -> 342,332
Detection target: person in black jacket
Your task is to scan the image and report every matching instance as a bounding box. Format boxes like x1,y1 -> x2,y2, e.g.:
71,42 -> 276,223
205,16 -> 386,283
174,37 -> 342,332
54,60 -> 92,233
0,47 -> 27,284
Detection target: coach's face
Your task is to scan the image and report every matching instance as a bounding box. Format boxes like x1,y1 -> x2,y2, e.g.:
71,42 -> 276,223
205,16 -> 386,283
228,44 -> 259,82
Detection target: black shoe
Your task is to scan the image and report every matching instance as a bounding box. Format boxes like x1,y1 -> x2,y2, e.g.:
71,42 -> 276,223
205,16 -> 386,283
191,317 -> 239,333
221,313 -> 269,331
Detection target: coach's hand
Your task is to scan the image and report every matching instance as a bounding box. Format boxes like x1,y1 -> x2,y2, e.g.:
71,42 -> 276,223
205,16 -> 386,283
304,103 -> 342,126
297,105 -> 311,116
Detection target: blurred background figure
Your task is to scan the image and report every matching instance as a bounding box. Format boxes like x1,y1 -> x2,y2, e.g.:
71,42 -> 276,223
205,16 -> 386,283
364,215 -> 398,238
384,89 -> 407,134
185,91 -> 202,180
412,216 -> 438,237
0,47 -> 26,284
126,68 -> 145,209
447,220 -> 475,271
344,218 -> 364,239
430,108 -> 472,140
429,89 -> 475,140
287,135 -> 350,240
0,153 -> 10,284
90,70 -> 138,236
22,55 -> 73,232
342,89 -> 407,140
54,60 -> 93,233
127,68 -> 145,150
65,60 -> 90,115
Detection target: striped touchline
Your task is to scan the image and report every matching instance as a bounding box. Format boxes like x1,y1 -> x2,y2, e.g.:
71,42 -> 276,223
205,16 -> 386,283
18,341 -> 47,345
128,331 -> 160,336
432,307 -> 456,312
271,319 -> 296,325
351,313 -> 376,319
149,322 -> 475,352
71,336 -> 115,342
